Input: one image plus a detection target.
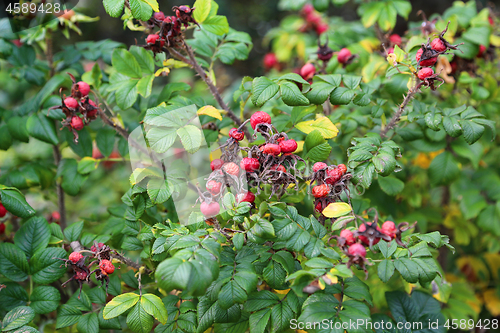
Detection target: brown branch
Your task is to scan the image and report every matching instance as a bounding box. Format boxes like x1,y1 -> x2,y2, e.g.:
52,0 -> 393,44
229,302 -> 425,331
112,250 -> 152,274
380,82 -> 420,138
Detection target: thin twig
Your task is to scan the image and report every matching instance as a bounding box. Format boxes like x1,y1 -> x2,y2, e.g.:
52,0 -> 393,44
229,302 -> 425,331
112,251 -> 152,274
380,83 -> 420,138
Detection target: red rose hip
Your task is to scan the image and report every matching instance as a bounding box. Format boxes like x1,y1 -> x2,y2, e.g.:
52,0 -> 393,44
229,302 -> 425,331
340,229 -> 356,246
240,158 -> 260,172
237,191 -> 255,203
312,162 -> 328,172
416,48 -> 437,67
337,48 -> 352,64
300,63 -> 316,80
381,221 -> 397,239
69,252 -> 83,264
430,38 -> 446,52
229,128 -> 244,141
71,116 -> 84,131
153,11 -> 165,21
0,203 -> 7,217
417,67 -> 434,80
263,53 -> 278,69
211,159 -> 224,171
271,164 -> 286,172
389,34 -> 402,46
200,201 -> 220,217
206,180 -> 223,195
222,162 -> 240,176
279,139 -> 298,154
250,111 -> 272,130
262,143 -> 281,156
312,184 -> 329,198
348,243 -> 366,258
76,81 -> 90,97
64,97 -> 78,109
99,259 -> 115,274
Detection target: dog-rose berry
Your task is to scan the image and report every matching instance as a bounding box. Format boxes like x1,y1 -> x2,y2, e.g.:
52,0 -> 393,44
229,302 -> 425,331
315,201 -> 323,213
417,67 -> 434,80
154,11 -> 165,21
271,164 -> 286,172
389,34 -> 402,46
229,128 -> 244,141
146,34 -> 161,44
76,81 -> 90,97
250,111 -> 272,130
477,45 -> 486,57
263,53 -> 278,70
337,164 -> 347,175
91,242 -> 104,253
358,222 -> 382,246
0,223 -> 4,234
312,162 -> 328,172
348,243 -> 366,258
71,116 -> 84,131
69,252 -> 83,264
99,259 -> 115,274
262,143 -> 281,156
211,159 -> 224,171
279,139 -> 298,154
206,180 -> 223,195
416,48 -> 437,67
0,203 -> 7,217
325,168 -> 342,185
315,22 -> 329,35
223,162 -> 240,176
430,38 -> 446,52
381,221 -> 397,239
200,201 -> 220,217
237,191 -> 255,203
300,63 -> 316,81
312,184 -> 329,198
64,97 -> 78,109
337,48 -> 352,64
240,158 -> 260,172
340,229 -> 356,246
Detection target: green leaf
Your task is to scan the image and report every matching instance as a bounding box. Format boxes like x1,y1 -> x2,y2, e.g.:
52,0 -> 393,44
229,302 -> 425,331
0,283 -> 29,312
329,87 -> 355,105
252,219 -> 275,238
96,128 -> 116,157
279,81 -> 310,106
127,302 -> 153,333
249,308 -> 271,333
129,0 -> 153,21
56,305 -> 82,329
377,259 -> 395,282
0,189 -> 36,218
219,280 -> 247,309
115,79 -> 139,110
377,176 -> 404,196
103,293 -> 140,319
342,75 -> 362,89
58,159 -> 88,196
1,306 -> 35,331
251,77 -> 279,107
30,247 -> 67,284
379,240 -> 397,258
103,0 -> 125,17
112,48 -> 142,78
76,313 -> 99,333
130,45 -> 155,74
13,217 -> 50,259
392,0 -> 412,19
177,125 -> 203,153
245,291 -> 280,312
64,221 -> 84,242
428,151 -> 460,185
460,120 -> 485,144
193,0 -> 212,23
202,15 -> 229,35
263,260 -> 287,289
0,124 -> 12,150
137,74 -> 155,97
270,301 -> 294,333
147,178 -> 172,204
7,116 -> 29,143
0,243 -> 29,282
372,152 -> 397,176
442,116 -> 462,137
98,310 -> 122,330
64,127 -> 93,157
233,233 -> 244,250
140,294 -> 168,324
77,157 -> 98,175
462,26 -> 491,47
26,113 -> 58,145
394,258 -> 419,283
146,127 -> 178,154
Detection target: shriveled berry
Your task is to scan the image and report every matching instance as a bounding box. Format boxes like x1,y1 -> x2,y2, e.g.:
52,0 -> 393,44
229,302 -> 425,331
64,97 -> 78,109
206,180 -> 223,195
153,11 -> 165,21
417,67 -> 434,80
262,143 -> 281,156
229,128 -> 244,141
340,229 -> 356,246
211,159 -> 224,171
337,164 -> 347,175
381,221 -> 397,239
315,201 -> 323,213
240,158 -> 260,172
200,201 -> 220,217
279,139 -> 298,154
389,34 -> 402,46
348,243 -> 366,258
325,168 -> 342,185
312,184 -> 329,198
91,242 -> 104,253
250,111 -> 272,130
312,162 -> 328,172
358,222 -> 382,246
146,34 -> 160,44
71,116 -> 84,131
263,53 -> 278,69
271,164 -> 286,172
337,48 -> 352,64
416,48 -> 437,67
76,81 -> 90,97
99,259 -> 115,274
222,162 -> 240,176
237,191 -> 255,203
0,223 -> 5,234
0,203 -> 7,217
430,38 -> 446,52
69,252 -> 83,264
300,63 -> 316,81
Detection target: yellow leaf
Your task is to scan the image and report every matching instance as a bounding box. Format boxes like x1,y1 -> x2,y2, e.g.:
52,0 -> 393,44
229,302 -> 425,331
295,140 -> 304,153
273,289 -> 290,294
322,202 -> 352,218
197,106 -> 223,121
483,289 -> 500,316
143,0 -> 159,12
490,34 -> 500,47
318,279 -> 326,290
295,117 -> 339,139
155,68 -> 170,77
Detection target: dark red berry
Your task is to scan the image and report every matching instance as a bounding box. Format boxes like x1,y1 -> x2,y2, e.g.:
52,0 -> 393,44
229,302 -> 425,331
416,48 -> 437,67
358,222 -> 382,246
210,159 -> 224,171
337,164 -> 347,175
315,201 -> 323,213
0,223 -> 5,234
315,23 -> 328,35
69,252 -> 83,264
477,45 -> 486,57
262,144 -> 281,156
312,184 -> 329,198
64,97 -> 78,109
153,11 -> 165,21
76,81 -> 90,97
340,229 -> 356,246
91,242 -> 104,253
229,128 -> 244,141
71,116 -> 84,131
417,67 -> 434,80
240,158 -> 260,172
325,168 -> 342,185
146,34 -> 160,44
301,3 -> 314,15
279,139 -> 297,154
200,201 -> 220,217
0,203 -> 6,217
348,243 -> 366,258
99,259 -> 115,274
250,111 -> 271,130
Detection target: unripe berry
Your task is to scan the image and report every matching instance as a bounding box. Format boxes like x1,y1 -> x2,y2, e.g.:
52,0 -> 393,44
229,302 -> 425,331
153,11 -> 165,21
71,116 -> 84,131
312,162 -> 328,173
348,243 -> 366,258
0,203 -> 7,217
263,53 -> 278,70
210,159 -> 224,171
250,111 -> 272,130
64,97 -> 78,109
240,158 -> 260,172
312,184 -> 329,198
76,81 -> 90,97
416,48 -> 437,67
337,48 -> 352,64
337,164 -> 347,175
237,191 -> 255,203
271,164 -> 286,172
200,201 -> 220,217
262,143 -> 281,156
222,162 -> 240,176
300,63 -> 316,81
381,221 -> 397,239
69,252 -> 83,264
99,259 -> 115,274
417,67 -> 434,80
430,38 -> 446,52
229,128 -> 244,141
325,168 -> 342,185
340,229 -> 356,246
389,34 -> 402,46
206,180 -> 223,195
279,139 -> 298,153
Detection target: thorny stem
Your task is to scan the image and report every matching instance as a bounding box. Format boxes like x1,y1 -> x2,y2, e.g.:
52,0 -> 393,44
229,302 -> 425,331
380,82 -> 421,138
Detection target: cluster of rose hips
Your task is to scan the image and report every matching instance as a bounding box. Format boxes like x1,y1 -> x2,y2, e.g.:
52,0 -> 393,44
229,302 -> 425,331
59,242 -> 115,298
310,162 -> 350,219
299,4 -> 328,35
144,5 -> 197,54
50,73 -> 99,142
199,111 -> 303,218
